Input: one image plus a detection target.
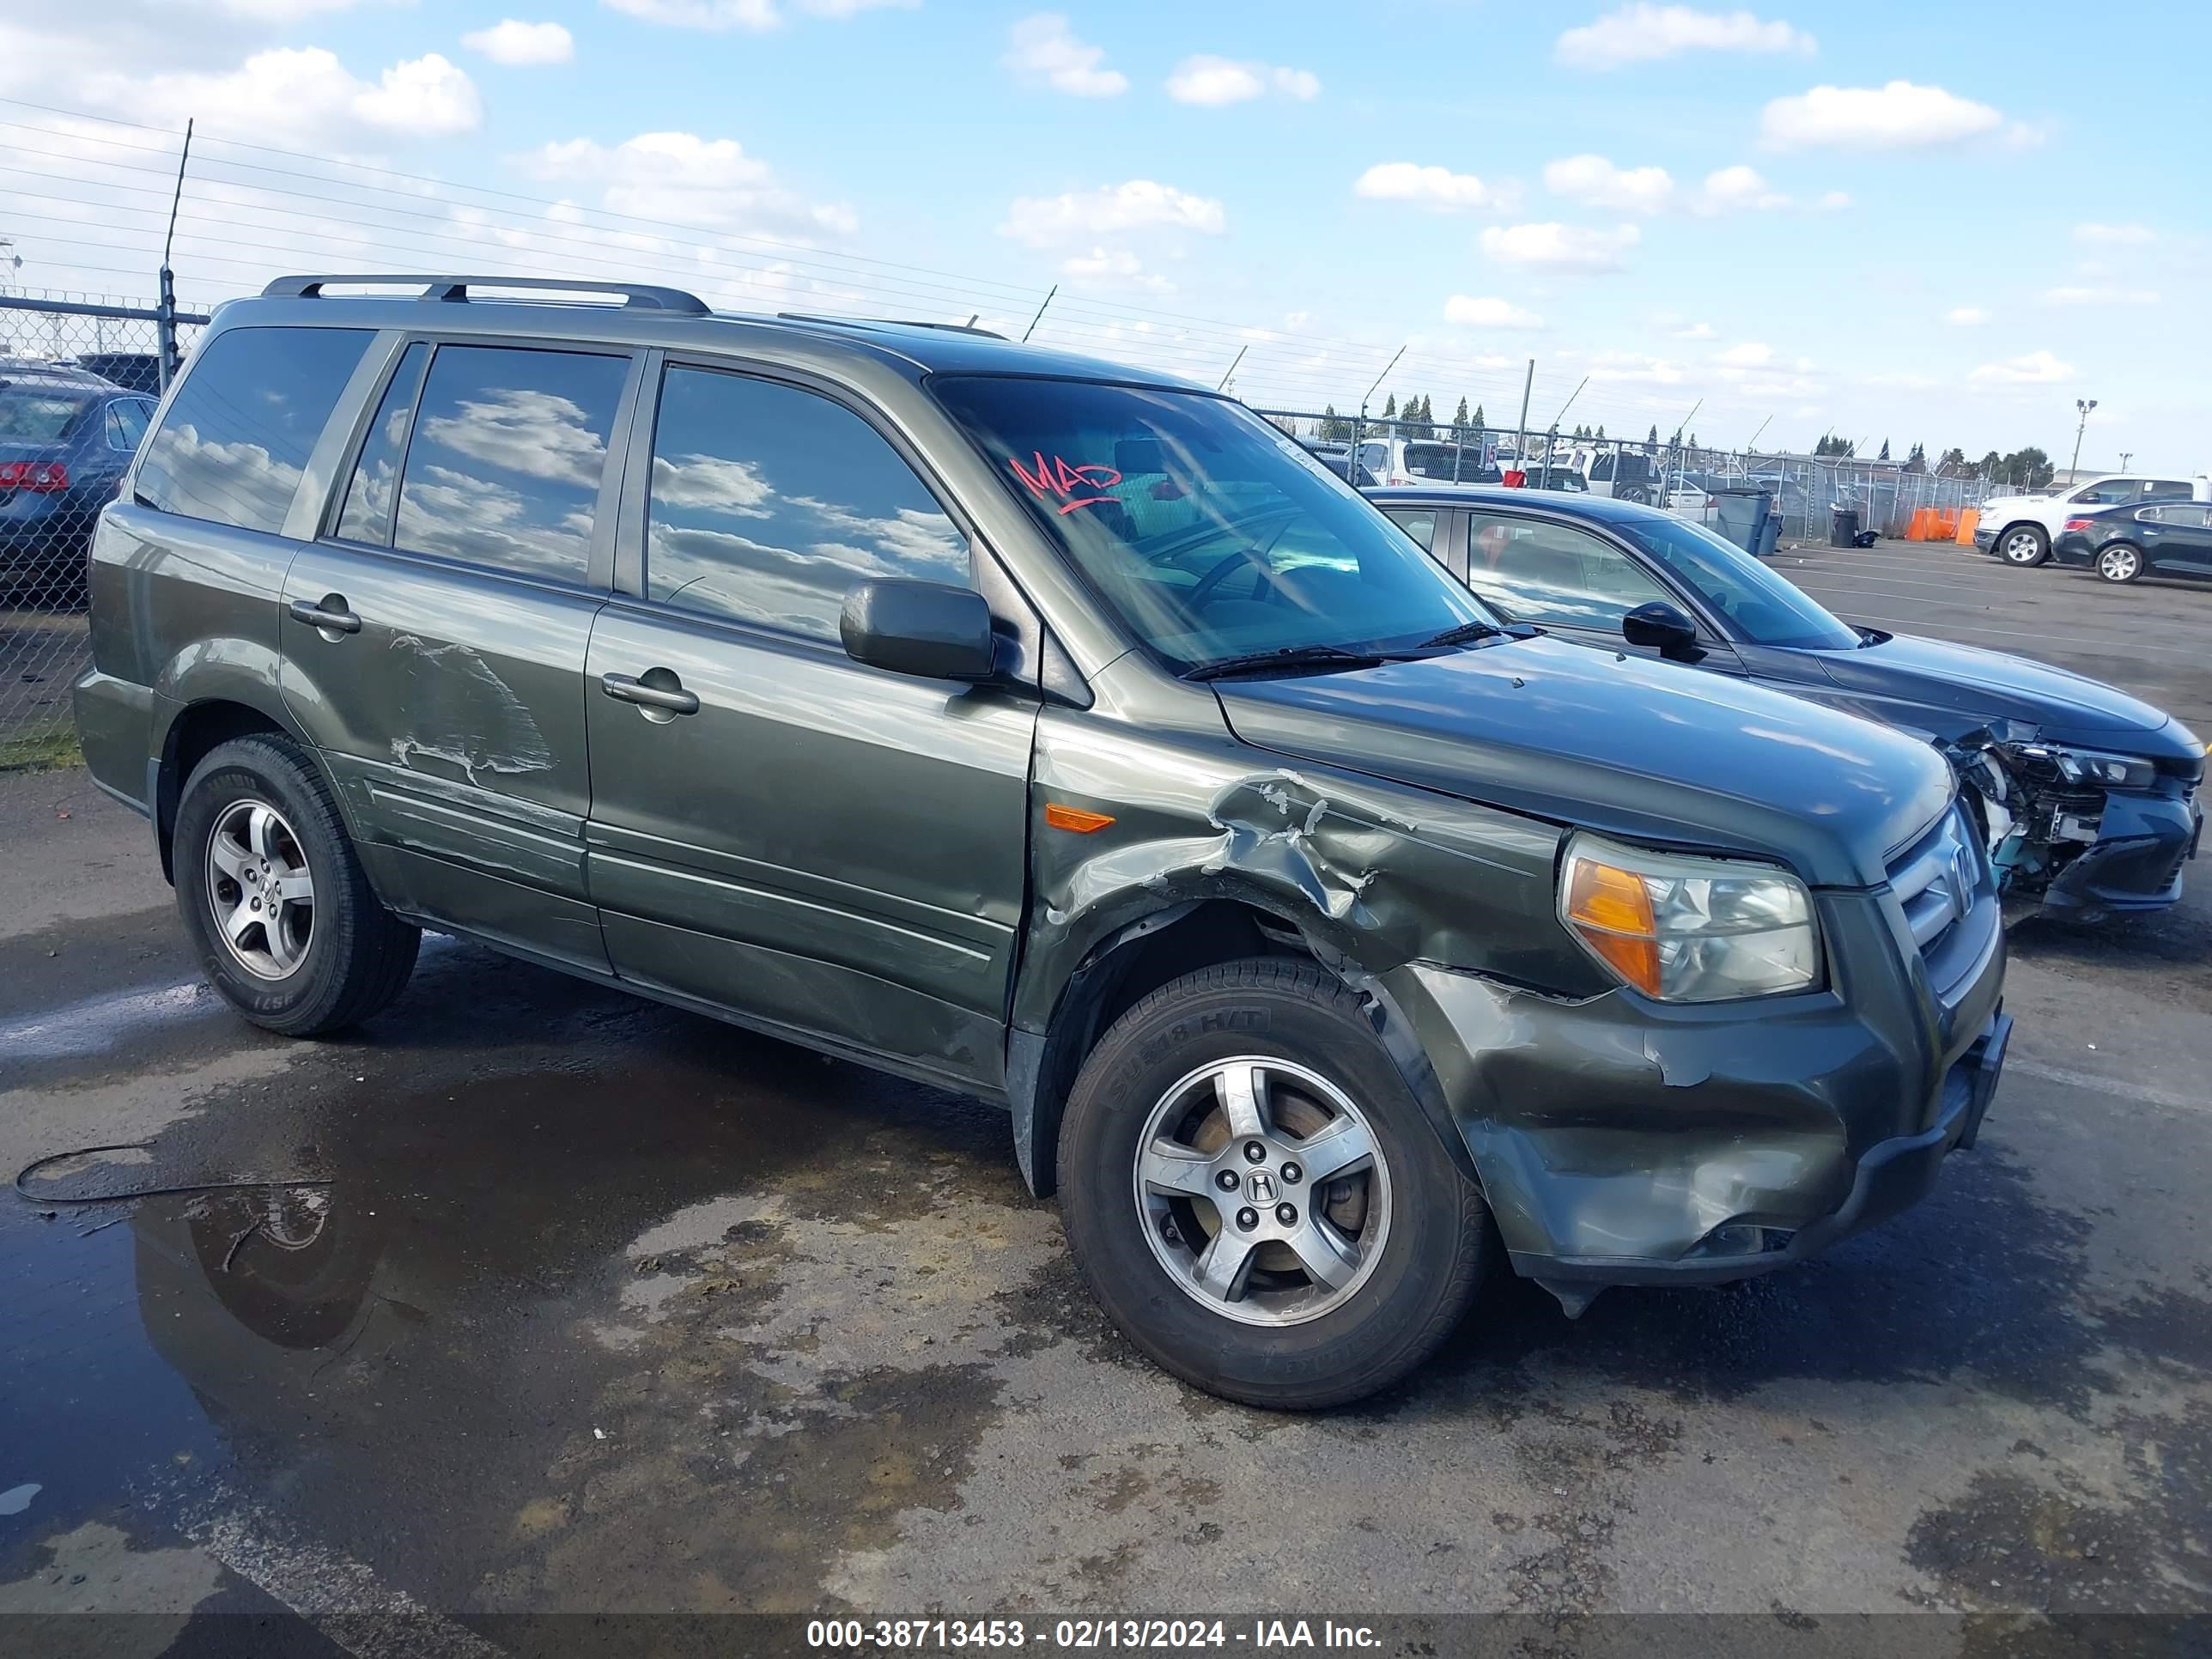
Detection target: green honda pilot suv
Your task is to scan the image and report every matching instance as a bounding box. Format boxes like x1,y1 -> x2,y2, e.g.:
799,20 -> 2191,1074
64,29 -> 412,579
75,276 -> 2010,1407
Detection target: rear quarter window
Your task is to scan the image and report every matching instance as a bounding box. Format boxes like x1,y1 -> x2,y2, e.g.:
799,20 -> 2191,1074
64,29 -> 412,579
135,325 -> 373,534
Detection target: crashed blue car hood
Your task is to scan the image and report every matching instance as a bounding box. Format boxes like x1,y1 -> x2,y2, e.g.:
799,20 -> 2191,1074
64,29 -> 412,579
1805,631 -> 2174,742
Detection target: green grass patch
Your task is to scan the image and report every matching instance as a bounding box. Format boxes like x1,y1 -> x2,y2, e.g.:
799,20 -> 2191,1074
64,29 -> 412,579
0,727 -> 85,774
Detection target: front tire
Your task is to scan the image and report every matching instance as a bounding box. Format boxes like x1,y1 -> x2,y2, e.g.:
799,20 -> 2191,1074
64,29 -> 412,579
2094,543 -> 2145,583
1056,959 -> 1492,1409
174,735 -> 419,1036
1997,524 -> 2050,567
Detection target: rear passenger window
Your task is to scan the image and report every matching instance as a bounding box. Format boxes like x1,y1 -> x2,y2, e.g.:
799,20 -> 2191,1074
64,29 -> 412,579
135,326 -> 372,533
645,365 -> 969,641
1384,508 -> 1438,553
105,400 -> 149,450
393,345 -> 628,584
335,343 -> 431,546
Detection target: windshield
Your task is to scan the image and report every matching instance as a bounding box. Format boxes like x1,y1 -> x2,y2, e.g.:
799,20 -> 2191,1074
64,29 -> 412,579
932,376 -> 1492,670
0,387 -> 93,442
1618,514 -> 1863,651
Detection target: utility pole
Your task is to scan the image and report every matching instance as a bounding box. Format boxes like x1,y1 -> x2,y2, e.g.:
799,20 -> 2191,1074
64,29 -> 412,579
1217,343 -> 1247,393
2118,451 -> 2132,471
2071,398 -> 2098,480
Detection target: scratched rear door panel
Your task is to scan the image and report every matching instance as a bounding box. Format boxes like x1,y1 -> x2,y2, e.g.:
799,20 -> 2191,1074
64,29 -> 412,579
277,338 -> 644,974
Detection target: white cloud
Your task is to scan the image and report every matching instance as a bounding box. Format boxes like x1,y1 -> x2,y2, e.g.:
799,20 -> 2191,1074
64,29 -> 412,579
517,131 -> 855,236
1444,295 -> 1544,329
1060,246 -> 1173,294
1817,190 -> 1851,210
604,0 -> 780,26
1969,350 -> 2073,386
1695,164 -> 1790,212
63,46 -> 482,143
1003,14 -> 1127,97
1000,179 -> 1225,247
1480,222 -> 1640,272
463,20 -> 575,64
2073,222 -> 2156,246
1945,307 -> 1990,325
1543,154 -> 1673,214
1716,342 -> 1771,367
215,0 -> 380,17
1585,350 -> 1686,385
1556,4 -> 1814,69
1354,162 -> 1498,210
1165,55 -> 1320,106
1672,320 -> 1716,339
1761,81 -> 2003,149
2043,286 -> 2160,307
600,0 -> 913,29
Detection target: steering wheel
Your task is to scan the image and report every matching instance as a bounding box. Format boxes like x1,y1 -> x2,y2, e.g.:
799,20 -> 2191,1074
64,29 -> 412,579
1186,545 -> 1288,609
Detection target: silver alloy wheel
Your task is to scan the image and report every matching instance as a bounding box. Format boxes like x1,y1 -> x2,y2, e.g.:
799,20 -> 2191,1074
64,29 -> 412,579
204,799 -> 315,981
2001,527 -> 2045,564
1133,1055 -> 1392,1328
2099,545 -> 2142,581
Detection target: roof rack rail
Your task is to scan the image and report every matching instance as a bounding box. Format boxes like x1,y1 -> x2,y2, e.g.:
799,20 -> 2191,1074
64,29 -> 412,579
775,311 -> 1007,341
261,275 -> 711,315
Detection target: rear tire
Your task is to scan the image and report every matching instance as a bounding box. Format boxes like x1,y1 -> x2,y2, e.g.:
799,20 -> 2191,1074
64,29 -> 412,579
1997,524 -> 2050,567
174,734 -> 419,1036
1056,959 -> 1492,1409
2094,542 -> 2145,583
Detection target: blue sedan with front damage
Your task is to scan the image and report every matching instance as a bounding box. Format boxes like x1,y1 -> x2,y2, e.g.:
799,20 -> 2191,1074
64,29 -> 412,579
1369,486 -> 2203,921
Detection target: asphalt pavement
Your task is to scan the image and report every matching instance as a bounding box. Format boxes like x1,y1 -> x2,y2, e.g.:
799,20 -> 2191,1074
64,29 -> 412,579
1,538 -> 2207,1651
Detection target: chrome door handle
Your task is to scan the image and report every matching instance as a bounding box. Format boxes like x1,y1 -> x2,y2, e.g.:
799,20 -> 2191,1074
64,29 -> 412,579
289,597 -> 362,634
599,672 -> 699,716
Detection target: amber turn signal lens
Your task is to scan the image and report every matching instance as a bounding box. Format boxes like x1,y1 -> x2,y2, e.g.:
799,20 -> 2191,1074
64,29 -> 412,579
1044,802 -> 1115,834
1563,857 -> 1662,996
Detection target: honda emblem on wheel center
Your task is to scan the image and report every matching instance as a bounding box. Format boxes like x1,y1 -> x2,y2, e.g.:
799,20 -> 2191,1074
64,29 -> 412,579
1246,1171 -> 1278,1204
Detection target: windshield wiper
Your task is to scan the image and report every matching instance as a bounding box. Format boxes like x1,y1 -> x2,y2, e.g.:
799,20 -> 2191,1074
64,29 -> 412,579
1418,619 -> 1505,649
1182,643 -> 1389,683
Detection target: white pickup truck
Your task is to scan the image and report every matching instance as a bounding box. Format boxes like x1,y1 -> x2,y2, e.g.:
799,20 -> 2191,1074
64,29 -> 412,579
1974,472 -> 2198,566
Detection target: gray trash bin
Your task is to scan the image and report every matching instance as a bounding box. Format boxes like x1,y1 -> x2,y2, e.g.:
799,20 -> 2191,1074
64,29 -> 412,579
1713,488 -> 1771,553
1829,506 -> 1860,548
1756,511 -> 1783,559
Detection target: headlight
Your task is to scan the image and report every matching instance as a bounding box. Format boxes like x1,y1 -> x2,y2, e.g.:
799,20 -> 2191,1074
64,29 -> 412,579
2006,743 -> 2155,791
1559,834 -> 1822,1002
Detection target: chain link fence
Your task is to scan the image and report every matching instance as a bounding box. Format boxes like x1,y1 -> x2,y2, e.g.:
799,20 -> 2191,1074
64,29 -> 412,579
1253,408 -> 1994,543
1,292 -> 204,762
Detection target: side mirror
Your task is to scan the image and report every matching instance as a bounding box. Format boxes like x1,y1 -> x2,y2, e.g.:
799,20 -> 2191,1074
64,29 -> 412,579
1622,600 -> 1704,662
840,579 -> 998,682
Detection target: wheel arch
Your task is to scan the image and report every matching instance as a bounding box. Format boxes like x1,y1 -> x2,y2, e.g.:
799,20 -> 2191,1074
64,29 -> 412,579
155,696 -> 314,884
1006,890 -> 1480,1199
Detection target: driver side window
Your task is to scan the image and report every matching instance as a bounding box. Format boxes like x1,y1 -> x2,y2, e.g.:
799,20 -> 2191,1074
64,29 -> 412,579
1464,513 -> 1673,631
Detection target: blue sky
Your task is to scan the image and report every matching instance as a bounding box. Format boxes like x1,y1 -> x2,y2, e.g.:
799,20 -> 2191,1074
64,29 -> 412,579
3,0 -> 2206,470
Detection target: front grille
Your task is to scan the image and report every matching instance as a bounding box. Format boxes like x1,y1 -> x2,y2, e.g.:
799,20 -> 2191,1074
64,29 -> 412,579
1887,805 -> 1982,958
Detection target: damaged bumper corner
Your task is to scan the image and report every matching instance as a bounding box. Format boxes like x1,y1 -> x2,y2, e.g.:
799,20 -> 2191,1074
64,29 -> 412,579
2036,790 -> 2203,919
1383,885 -> 2007,1313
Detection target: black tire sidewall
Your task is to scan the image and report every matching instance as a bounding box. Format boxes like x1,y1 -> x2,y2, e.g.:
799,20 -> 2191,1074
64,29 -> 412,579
2002,526 -> 2048,565
1058,964 -> 1484,1407
174,739 -> 367,1033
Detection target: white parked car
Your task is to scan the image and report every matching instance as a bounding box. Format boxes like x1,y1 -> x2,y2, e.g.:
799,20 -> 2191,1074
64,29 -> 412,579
1354,435 -> 1504,487
1974,472 -> 2197,567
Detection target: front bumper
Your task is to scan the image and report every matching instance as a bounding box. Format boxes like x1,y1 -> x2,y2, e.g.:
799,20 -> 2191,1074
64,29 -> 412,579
2040,788 -> 2202,917
1972,526 -> 1997,552
1385,878 -> 2008,1305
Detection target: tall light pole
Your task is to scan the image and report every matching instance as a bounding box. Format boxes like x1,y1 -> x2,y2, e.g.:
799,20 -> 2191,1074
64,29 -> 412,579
2071,398 -> 2098,481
